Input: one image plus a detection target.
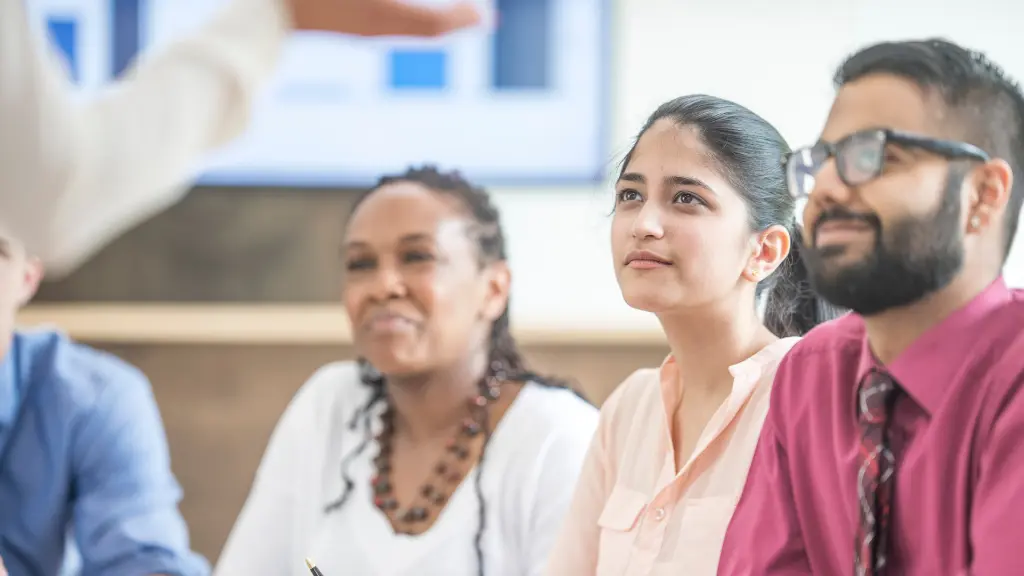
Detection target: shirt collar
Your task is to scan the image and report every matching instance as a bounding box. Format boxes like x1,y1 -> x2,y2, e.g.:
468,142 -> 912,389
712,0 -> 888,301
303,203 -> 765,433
0,335 -> 21,426
855,276 -> 1012,415
659,336 -> 801,417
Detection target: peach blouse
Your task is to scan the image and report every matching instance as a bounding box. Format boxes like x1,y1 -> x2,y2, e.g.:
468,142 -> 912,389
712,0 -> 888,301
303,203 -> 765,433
545,337 -> 799,576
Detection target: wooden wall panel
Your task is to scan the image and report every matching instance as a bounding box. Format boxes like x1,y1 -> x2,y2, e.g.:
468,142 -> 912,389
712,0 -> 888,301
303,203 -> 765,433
93,342 -> 668,564
35,188 -> 357,303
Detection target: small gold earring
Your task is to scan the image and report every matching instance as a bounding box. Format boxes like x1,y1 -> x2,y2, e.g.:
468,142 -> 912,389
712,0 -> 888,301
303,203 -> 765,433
750,269 -> 759,279
969,215 -> 982,230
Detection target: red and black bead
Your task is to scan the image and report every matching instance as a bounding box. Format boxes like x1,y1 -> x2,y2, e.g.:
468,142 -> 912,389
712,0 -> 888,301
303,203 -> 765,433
372,477 -> 391,494
402,507 -> 429,523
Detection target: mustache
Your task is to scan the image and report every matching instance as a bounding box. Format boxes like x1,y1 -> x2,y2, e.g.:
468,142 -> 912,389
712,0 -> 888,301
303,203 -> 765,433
812,207 -> 881,238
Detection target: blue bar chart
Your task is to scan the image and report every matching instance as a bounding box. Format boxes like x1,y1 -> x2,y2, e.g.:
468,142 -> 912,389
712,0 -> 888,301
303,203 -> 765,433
110,0 -> 142,77
46,17 -> 79,82
27,0 -> 609,186
491,0 -> 551,90
388,49 -> 449,90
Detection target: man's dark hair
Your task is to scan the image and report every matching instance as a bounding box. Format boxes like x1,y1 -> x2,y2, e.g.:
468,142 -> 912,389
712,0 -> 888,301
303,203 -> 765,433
835,38 -> 1024,259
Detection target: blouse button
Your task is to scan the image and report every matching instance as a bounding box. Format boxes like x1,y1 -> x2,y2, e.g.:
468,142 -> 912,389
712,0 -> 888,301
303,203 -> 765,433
653,507 -> 667,521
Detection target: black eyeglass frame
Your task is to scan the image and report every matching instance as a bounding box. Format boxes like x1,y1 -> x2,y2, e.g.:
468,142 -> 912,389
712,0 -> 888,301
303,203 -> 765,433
782,128 -> 992,199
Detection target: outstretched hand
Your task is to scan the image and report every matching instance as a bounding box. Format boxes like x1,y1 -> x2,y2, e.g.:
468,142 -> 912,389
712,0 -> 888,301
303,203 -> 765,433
288,0 -> 484,37
0,554 -> 6,576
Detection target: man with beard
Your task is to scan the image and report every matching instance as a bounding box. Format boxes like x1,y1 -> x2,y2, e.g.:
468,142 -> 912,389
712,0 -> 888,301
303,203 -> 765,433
717,39 -> 1024,576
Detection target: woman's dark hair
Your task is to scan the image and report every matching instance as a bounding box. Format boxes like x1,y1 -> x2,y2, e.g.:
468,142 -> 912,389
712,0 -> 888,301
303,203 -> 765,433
323,165 -> 586,576
621,94 -> 845,337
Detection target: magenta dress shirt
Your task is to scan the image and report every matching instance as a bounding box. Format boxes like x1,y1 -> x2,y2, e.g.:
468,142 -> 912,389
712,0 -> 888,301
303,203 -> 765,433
718,277 -> 1024,576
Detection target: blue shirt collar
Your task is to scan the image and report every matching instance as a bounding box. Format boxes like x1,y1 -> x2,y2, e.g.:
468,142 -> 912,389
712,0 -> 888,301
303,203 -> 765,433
0,334 -> 21,426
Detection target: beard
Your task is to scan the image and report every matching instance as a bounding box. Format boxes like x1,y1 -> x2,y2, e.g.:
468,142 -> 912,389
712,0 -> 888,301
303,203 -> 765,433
802,165 -> 967,316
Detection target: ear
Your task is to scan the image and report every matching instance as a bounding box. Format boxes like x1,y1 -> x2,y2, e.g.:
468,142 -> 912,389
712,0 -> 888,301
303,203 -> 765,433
744,224 -> 791,282
480,260 -> 511,322
967,158 -> 1013,233
16,257 -> 44,308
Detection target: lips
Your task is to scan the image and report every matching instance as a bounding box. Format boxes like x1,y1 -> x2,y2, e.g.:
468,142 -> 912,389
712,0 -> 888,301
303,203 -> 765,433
624,250 -> 673,268
363,311 -> 418,334
813,216 -> 877,247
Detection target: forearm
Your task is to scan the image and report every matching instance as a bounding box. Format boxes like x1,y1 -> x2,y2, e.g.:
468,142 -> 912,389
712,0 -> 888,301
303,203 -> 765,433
0,0 -> 291,275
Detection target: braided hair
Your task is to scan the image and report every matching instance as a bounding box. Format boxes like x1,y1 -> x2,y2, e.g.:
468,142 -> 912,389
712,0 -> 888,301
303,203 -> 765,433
323,166 -> 587,576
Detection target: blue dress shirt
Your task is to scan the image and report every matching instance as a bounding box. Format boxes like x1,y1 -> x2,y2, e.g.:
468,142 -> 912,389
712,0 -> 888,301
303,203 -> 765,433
0,329 -> 209,576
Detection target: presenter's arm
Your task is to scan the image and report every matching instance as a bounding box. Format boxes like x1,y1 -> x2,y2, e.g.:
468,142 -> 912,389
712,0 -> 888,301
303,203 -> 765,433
0,0 -> 480,277
0,0 -> 291,277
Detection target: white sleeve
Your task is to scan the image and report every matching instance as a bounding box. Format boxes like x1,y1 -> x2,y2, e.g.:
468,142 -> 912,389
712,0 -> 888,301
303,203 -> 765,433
521,406 -> 600,576
214,378 -> 318,576
0,0 -> 291,276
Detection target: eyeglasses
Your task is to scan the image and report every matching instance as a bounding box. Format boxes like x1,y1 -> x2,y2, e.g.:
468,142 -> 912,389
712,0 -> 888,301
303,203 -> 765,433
783,128 -> 991,200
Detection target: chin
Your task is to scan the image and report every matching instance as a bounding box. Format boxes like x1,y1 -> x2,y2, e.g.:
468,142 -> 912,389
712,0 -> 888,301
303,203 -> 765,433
620,285 -> 680,314
359,342 -> 427,378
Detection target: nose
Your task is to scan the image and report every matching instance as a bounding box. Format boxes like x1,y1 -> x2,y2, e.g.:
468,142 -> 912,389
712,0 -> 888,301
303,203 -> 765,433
806,157 -> 859,222
631,202 -> 665,240
368,266 -> 407,301
809,156 -> 855,206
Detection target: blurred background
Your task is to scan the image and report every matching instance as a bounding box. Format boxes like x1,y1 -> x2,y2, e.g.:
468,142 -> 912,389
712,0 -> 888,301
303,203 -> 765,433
17,0 -> 1024,564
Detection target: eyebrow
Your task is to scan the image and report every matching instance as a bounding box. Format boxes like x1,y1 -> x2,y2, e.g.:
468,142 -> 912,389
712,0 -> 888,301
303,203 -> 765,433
618,172 -> 718,195
343,232 -> 434,251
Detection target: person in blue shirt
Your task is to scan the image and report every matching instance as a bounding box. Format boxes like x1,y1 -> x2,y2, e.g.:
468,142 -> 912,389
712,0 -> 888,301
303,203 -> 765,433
0,239 -> 206,575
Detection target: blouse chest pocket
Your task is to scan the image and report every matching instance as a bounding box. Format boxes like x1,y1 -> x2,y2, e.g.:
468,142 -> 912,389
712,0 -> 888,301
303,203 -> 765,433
594,485 -> 649,576
672,496 -> 737,573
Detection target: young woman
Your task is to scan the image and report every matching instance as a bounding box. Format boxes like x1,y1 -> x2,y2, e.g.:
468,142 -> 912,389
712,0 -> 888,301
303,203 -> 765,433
215,167 -> 598,576
546,95 -> 843,576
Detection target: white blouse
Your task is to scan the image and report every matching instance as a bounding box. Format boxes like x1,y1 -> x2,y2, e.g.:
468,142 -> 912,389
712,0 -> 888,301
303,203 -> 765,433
214,362 -> 599,576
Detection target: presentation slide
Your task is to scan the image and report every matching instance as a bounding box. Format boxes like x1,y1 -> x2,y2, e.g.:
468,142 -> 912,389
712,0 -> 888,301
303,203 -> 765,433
25,0 -> 610,187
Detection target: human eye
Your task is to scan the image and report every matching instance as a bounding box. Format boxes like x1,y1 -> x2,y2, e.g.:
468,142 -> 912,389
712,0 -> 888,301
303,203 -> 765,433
344,256 -> 375,271
615,188 -> 643,204
402,250 -> 435,264
673,191 -> 707,206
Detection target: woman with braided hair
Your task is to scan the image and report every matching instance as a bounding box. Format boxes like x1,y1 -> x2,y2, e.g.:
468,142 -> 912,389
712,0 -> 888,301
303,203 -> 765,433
215,166 -> 598,576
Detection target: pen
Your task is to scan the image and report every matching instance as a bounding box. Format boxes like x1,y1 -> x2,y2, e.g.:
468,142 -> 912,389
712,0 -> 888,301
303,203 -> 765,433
305,557 -> 325,576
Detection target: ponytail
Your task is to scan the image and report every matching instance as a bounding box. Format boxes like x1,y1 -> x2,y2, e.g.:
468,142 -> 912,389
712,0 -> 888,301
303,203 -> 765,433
762,224 -> 846,337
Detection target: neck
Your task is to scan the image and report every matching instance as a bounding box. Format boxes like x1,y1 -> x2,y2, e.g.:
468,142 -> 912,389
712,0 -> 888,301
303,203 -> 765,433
386,352 -> 488,443
863,269 -> 996,365
657,295 -> 777,394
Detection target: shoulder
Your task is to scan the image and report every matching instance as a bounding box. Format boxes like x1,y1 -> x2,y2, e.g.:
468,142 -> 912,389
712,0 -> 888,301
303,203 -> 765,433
17,329 -> 153,418
292,360 -> 365,405
493,383 -> 598,470
750,336 -> 801,382
282,360 -> 374,429
516,382 -> 598,425
770,314 -> 864,389
758,315 -> 865,418
782,312 -> 864,362
983,296 -> 1024,409
507,382 -> 599,444
599,365 -> 664,428
987,291 -> 1024,370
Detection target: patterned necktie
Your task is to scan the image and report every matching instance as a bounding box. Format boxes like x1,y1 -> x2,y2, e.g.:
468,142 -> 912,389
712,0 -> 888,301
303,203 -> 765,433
854,369 -> 901,576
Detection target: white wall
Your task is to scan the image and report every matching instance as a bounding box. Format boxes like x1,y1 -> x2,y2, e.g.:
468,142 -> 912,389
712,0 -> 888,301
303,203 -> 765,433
494,0 -> 1024,333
